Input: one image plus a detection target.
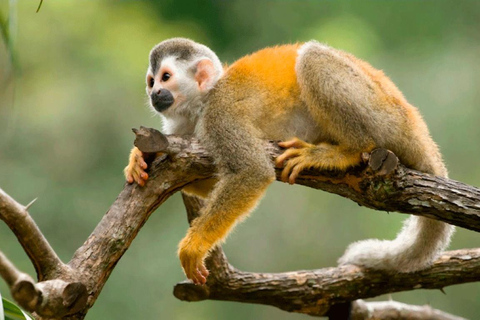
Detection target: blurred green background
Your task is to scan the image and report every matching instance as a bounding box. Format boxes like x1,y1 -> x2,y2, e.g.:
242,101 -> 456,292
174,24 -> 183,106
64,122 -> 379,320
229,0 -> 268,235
1,1 -> 479,319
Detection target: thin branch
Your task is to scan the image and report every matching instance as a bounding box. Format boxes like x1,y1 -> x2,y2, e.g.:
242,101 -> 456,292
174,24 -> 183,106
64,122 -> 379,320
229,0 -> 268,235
36,0 -> 44,13
352,300 -> 466,320
0,250 -> 31,288
0,250 -> 87,317
0,188 -> 64,280
0,250 -> 41,312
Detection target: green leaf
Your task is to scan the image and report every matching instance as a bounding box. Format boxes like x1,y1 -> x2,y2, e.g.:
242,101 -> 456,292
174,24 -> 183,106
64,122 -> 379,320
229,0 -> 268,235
0,292 -> 33,320
0,291 -> 4,320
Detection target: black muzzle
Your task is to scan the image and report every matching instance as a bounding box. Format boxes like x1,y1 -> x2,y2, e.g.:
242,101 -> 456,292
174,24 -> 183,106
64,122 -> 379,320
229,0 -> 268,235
151,89 -> 174,113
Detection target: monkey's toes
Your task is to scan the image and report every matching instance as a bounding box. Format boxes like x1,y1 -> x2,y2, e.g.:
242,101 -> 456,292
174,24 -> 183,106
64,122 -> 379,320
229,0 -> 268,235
275,148 -> 301,168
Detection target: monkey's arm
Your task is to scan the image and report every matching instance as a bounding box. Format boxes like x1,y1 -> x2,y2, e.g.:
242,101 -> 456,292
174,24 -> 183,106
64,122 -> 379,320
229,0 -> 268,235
178,172 -> 273,284
178,107 -> 275,285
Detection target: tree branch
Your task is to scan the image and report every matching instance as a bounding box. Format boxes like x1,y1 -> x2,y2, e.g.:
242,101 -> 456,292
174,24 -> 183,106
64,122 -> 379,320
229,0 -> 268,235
133,128 -> 480,232
0,188 -> 65,280
0,250 -> 87,317
174,246 -> 480,316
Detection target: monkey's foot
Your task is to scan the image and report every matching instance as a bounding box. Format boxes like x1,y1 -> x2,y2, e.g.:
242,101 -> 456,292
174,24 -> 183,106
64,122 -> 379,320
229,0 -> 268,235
178,235 -> 210,285
124,147 -> 148,186
275,138 -> 318,184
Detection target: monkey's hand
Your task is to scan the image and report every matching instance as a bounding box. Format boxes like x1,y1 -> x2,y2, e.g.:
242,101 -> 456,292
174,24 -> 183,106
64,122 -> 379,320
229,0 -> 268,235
178,230 -> 210,285
124,147 -> 148,186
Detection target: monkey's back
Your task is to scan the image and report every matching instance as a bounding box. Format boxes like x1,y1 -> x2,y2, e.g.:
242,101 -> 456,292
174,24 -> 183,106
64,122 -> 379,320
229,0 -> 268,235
227,44 -> 301,99
217,44 -> 322,141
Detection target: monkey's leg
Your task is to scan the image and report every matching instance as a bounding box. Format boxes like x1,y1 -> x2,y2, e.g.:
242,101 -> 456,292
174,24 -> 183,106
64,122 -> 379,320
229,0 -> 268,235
124,147 -> 148,186
275,137 -> 367,184
182,178 -> 218,199
275,42 -> 386,183
295,41 -> 454,272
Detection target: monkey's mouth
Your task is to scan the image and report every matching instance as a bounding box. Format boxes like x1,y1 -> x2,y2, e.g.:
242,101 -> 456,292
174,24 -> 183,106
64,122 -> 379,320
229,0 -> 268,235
151,89 -> 175,113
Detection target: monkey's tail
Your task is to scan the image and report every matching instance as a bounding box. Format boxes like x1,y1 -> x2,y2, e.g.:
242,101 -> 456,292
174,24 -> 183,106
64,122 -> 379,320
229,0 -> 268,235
338,216 -> 454,272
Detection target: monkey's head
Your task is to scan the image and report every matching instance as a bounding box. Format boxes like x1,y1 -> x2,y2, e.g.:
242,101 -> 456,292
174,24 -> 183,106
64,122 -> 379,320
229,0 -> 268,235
146,38 -> 223,118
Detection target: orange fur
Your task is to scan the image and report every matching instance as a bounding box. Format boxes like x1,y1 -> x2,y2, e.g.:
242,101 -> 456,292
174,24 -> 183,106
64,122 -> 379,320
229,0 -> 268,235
228,44 -> 301,100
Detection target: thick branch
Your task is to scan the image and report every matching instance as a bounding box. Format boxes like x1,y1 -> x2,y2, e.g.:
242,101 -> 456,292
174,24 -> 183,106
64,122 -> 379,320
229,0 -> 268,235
0,188 -> 64,280
67,136 -> 216,311
133,131 -> 480,232
175,247 -> 480,316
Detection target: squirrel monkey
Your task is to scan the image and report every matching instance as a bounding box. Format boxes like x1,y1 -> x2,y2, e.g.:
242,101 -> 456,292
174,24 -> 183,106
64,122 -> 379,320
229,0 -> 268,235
124,38 -> 454,285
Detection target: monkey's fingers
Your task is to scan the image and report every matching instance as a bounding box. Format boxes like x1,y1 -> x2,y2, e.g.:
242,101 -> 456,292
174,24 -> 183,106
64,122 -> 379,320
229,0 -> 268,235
278,137 -> 313,149
135,152 -> 148,170
189,260 -> 208,285
129,165 -> 148,186
124,148 -> 149,186
126,172 -> 134,184
288,161 -> 308,184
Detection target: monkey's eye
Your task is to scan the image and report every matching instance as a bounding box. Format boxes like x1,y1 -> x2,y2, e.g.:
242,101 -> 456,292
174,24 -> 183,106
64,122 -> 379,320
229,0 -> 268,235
148,77 -> 154,88
161,72 -> 171,82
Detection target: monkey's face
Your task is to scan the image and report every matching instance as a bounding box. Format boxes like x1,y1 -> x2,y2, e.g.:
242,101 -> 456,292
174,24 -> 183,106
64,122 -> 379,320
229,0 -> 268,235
147,56 -> 207,118
146,57 -> 182,113
146,53 -> 221,119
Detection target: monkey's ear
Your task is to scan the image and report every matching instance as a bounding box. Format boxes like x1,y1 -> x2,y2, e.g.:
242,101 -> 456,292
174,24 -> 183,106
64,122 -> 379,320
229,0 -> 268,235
194,59 -> 216,92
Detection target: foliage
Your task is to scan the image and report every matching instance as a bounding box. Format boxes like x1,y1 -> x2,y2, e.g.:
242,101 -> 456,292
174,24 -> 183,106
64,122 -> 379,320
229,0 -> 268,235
0,292 -> 32,320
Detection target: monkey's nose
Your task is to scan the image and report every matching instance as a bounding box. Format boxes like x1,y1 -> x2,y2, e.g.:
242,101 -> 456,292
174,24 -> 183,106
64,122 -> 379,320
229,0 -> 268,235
151,89 -> 174,113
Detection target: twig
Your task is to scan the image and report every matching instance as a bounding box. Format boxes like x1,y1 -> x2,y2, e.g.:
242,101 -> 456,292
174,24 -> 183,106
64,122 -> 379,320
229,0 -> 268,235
36,0 -> 44,13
